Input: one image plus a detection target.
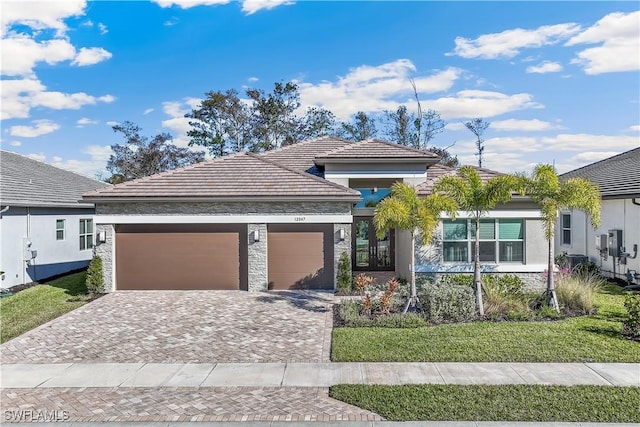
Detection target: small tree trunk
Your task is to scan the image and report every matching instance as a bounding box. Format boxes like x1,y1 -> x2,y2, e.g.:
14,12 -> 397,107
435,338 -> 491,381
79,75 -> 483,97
474,215 -> 484,316
547,236 -> 560,312
403,229 -> 420,313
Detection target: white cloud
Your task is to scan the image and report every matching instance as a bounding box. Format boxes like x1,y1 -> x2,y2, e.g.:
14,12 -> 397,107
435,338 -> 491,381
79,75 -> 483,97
450,23 -> 581,59
9,119 -> 61,137
1,78 -> 116,120
445,122 -> 466,131
161,98 -> 202,148
143,108 -> 155,115
541,133 -> 640,152
0,0 -> 86,36
630,125 -> 640,132
248,76 -> 259,82
98,23 -> 108,35
27,152 -> 46,162
52,156 -> 63,162
298,60 -> 462,119
241,0 -> 294,14
1,33 -> 76,77
76,117 -> 99,127
574,151 -> 621,163
152,0 -> 230,8
526,61 -> 563,74
566,11 -> 640,74
424,90 -> 543,120
164,17 -> 180,26
71,47 -> 112,66
10,140 -> 22,147
51,144 -> 113,178
490,119 -> 558,132
106,121 -> 119,127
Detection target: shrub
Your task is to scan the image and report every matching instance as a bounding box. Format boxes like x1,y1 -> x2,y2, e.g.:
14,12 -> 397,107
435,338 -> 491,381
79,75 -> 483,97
438,274 -> 473,287
337,300 -> 426,328
354,273 -> 375,295
622,293 -> 640,340
536,305 -> 563,320
85,256 -> 104,294
337,252 -> 353,293
419,283 -> 476,323
555,271 -> 603,314
482,275 -> 529,320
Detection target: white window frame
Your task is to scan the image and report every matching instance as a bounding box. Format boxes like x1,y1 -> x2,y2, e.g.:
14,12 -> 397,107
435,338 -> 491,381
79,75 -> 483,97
561,212 -> 571,246
56,219 -> 65,241
441,219 -> 525,264
79,218 -> 94,251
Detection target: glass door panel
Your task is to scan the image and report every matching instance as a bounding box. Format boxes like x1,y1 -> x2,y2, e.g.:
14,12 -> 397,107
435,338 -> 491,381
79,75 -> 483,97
352,217 -> 394,271
376,230 -> 392,268
355,219 -> 370,268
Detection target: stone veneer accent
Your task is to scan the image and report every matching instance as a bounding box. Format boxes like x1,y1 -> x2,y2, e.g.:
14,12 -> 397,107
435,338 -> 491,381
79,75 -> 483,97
94,224 -> 115,292
96,202 -> 352,216
247,223 -> 268,291
333,224 -> 351,290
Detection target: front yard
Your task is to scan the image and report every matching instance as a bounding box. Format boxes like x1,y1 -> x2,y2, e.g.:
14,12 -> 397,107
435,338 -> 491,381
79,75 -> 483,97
332,284 -> 640,362
0,271 -> 92,343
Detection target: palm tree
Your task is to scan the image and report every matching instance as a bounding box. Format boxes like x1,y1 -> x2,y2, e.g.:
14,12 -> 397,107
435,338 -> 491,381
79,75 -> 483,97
434,166 -> 522,316
374,182 -> 457,313
526,164 -> 601,311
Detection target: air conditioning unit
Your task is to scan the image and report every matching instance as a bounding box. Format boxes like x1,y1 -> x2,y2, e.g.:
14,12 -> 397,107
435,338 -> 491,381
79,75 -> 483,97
567,254 -> 589,269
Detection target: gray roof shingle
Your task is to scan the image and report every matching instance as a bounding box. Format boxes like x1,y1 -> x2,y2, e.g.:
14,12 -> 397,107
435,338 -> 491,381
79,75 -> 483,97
314,139 -> 439,164
259,135 -> 353,176
560,147 -> 640,199
1,150 -> 110,208
83,152 -> 361,200
416,164 -> 503,196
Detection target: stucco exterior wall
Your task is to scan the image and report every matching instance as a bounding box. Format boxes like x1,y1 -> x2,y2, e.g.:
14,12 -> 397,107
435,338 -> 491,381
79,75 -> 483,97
1,207 -> 95,288
557,199 -> 640,282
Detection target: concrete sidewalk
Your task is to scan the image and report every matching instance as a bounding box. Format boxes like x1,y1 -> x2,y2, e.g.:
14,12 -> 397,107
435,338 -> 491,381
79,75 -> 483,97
2,362 -> 638,388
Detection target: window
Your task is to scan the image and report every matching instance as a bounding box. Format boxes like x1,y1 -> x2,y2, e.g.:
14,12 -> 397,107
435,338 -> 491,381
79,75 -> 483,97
442,219 -> 524,263
79,219 -> 93,250
56,219 -> 65,240
561,213 -> 571,245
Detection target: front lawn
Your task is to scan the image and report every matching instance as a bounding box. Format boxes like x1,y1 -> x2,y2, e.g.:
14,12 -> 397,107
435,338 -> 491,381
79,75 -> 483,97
330,384 -> 640,422
332,285 -> 640,362
0,271 -> 92,343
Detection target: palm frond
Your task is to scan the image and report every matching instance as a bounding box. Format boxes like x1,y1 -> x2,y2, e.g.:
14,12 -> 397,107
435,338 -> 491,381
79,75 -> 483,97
374,196 -> 411,238
560,177 -> 602,228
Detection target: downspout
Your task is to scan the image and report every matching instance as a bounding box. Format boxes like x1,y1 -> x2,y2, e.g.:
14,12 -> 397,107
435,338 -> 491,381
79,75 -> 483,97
0,206 -> 9,215
632,198 -> 640,207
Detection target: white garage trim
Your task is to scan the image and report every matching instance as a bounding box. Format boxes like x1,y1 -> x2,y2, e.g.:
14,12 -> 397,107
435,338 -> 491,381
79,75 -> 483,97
95,214 -> 353,225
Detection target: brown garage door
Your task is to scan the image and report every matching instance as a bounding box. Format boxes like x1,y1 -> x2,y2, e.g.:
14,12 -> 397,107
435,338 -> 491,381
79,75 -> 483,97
115,224 -> 247,290
267,224 -> 333,290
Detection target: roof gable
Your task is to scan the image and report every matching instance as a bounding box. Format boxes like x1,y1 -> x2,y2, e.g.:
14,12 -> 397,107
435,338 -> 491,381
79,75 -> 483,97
416,164 -> 503,196
560,147 -> 640,198
314,139 -> 439,165
83,152 -> 360,200
1,150 -> 110,207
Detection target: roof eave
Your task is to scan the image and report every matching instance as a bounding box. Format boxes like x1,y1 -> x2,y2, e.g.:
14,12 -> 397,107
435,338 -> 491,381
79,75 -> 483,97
0,201 -> 95,209
83,195 -> 362,203
314,158 -> 439,166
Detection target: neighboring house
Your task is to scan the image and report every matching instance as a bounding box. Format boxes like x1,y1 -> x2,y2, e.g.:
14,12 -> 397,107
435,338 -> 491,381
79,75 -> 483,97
556,148 -> 640,285
83,137 -> 547,292
0,151 -> 110,288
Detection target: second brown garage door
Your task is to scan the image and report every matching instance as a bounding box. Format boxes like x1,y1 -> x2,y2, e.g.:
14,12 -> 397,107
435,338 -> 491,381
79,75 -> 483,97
267,224 -> 333,290
115,224 -> 248,290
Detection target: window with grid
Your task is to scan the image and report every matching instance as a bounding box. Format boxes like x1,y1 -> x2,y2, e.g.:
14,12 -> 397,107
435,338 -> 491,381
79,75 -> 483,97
79,219 -> 93,250
561,213 -> 571,245
56,219 -> 65,241
442,219 -> 524,263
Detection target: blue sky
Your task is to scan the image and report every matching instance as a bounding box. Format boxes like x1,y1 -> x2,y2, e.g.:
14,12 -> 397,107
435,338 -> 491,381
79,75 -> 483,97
2,0 -> 639,179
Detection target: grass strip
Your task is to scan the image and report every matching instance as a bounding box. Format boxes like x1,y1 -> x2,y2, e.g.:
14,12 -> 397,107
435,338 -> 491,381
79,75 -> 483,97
0,272 -> 91,343
330,384 -> 640,422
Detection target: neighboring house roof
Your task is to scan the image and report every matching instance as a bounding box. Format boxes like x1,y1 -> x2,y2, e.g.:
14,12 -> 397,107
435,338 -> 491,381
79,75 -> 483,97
83,152 -> 361,201
1,150 -> 110,208
560,147 -> 640,199
416,164 -> 503,196
314,139 -> 439,165
260,135 -> 353,176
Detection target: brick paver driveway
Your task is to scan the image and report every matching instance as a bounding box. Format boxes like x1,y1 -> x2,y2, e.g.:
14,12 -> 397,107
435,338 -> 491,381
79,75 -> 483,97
0,290 -> 335,364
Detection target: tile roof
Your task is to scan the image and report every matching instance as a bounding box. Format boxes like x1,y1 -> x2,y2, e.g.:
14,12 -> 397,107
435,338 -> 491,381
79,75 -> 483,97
314,139 -> 439,164
560,147 -> 640,198
83,152 -> 361,200
416,164 -> 503,196
259,135 -> 353,176
1,150 -> 110,208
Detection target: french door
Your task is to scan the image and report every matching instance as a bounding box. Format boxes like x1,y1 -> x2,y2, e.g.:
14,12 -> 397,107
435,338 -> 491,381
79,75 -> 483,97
352,216 -> 394,271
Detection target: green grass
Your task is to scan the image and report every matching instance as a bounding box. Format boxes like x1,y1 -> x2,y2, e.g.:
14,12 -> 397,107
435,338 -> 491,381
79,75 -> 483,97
0,271 -> 92,343
330,384 -> 640,422
332,284 -> 640,362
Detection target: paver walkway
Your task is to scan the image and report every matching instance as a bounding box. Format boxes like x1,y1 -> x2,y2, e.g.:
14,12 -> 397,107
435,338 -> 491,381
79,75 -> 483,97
0,290 -> 335,364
